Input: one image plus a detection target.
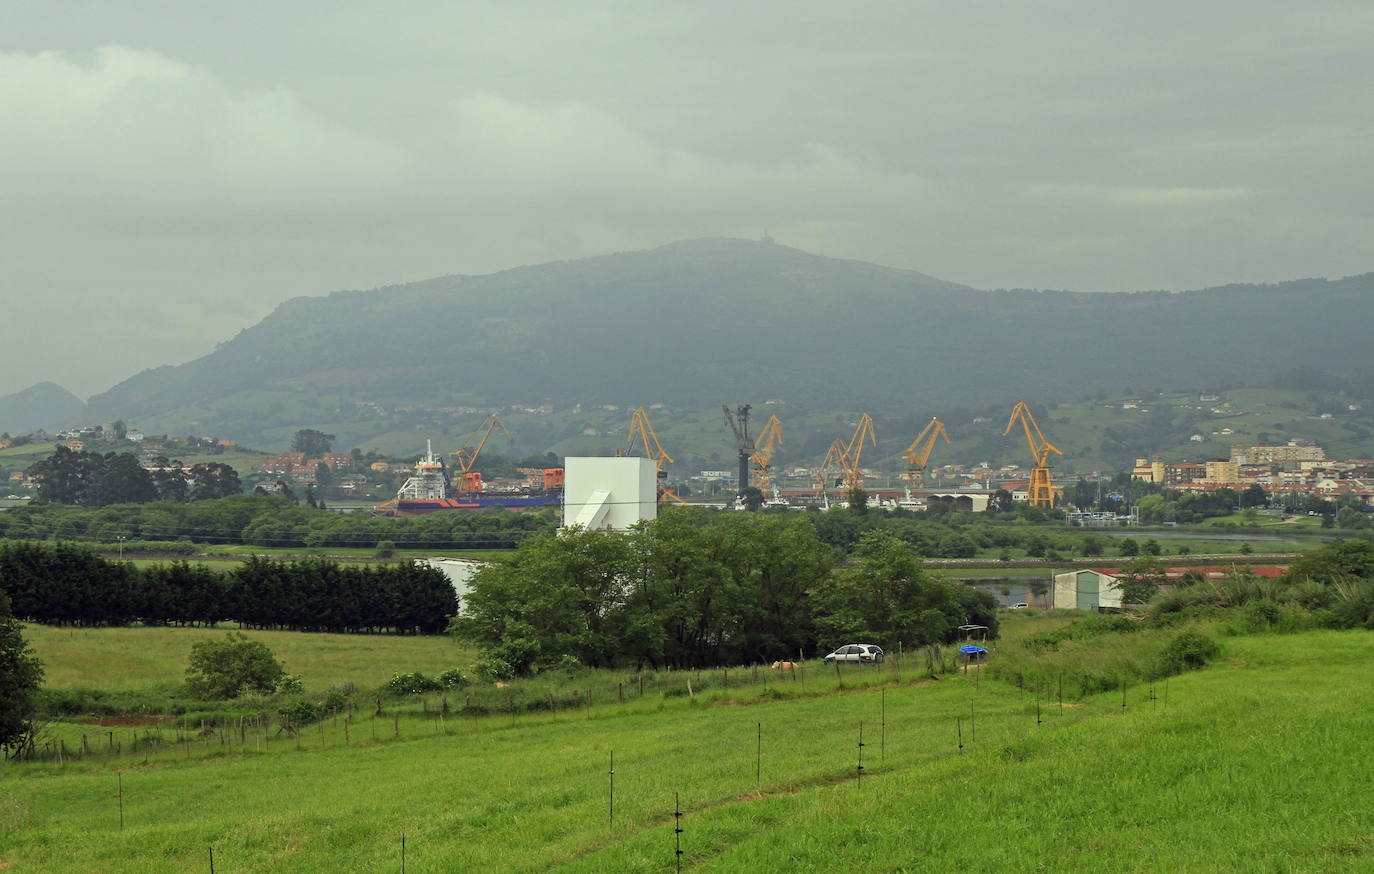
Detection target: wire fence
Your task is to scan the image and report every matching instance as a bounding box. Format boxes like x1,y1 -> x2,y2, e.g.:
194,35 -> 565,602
10,643 -> 1171,872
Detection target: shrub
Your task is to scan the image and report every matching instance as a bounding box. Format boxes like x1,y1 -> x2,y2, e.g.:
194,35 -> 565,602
384,671 -> 442,696
438,668 -> 470,689
1154,630 -> 1220,676
276,674 -> 304,694
375,540 -> 396,558
279,699 -> 320,728
473,655 -> 515,683
185,633 -> 285,699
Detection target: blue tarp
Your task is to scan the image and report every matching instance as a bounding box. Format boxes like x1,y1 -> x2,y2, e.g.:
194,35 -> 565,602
959,645 -> 987,658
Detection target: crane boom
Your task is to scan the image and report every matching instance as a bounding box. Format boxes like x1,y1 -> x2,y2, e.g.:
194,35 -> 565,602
902,417 -> 951,488
627,406 -> 686,504
839,414 -> 877,492
1003,402 -> 1062,507
449,415 -> 513,492
750,414 -> 783,492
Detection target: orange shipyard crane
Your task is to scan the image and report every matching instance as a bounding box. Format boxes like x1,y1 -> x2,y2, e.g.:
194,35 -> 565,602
814,438 -> 846,509
626,406 -> 687,504
749,414 -> 783,494
838,414 -> 877,492
902,417 -> 951,489
449,414 -> 512,493
1004,401 -> 1062,508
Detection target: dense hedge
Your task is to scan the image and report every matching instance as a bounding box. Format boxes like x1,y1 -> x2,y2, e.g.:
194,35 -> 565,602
0,542 -> 457,634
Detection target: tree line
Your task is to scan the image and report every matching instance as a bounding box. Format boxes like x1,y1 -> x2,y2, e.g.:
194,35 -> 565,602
452,508 -> 998,674
0,494 -> 556,550
0,543 -> 457,634
26,446 -> 242,507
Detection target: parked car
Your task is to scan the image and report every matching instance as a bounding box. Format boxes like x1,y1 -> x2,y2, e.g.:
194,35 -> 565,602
823,643 -> 884,664
1011,603 -> 1029,609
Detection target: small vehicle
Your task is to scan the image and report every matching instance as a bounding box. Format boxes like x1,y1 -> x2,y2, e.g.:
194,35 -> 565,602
823,643 -> 884,664
1011,603 -> 1029,609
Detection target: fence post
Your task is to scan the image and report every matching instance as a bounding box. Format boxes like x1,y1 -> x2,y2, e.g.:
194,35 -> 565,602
956,716 -> 963,754
856,722 -> 865,788
673,792 -> 684,873
117,772 -> 124,829
608,750 -> 615,828
755,722 -> 762,784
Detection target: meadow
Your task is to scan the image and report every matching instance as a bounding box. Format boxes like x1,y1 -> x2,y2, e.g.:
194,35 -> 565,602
22,624 -> 472,691
4,616 -> 1373,872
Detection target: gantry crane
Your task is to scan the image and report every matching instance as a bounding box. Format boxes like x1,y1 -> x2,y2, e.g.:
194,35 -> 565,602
814,439 -> 847,509
449,414 -> 512,493
1004,401 -> 1062,508
838,414 -> 877,492
902,417 -> 951,489
722,404 -> 753,496
750,414 -> 783,495
626,406 -> 687,504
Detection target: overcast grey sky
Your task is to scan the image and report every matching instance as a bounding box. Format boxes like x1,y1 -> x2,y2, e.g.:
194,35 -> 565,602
3,1 -> 1371,398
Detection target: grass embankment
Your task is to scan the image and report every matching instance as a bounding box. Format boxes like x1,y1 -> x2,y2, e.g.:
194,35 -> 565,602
5,617 -> 1374,871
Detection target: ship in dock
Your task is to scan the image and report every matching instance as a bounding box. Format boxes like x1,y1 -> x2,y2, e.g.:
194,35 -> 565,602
375,440 -> 562,516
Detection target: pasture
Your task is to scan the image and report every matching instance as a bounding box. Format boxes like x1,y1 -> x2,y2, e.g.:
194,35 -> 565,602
21,624 -> 473,691
3,620 -> 1373,872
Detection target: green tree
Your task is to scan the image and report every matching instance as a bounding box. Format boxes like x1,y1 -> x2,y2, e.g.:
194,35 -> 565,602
847,487 -> 869,514
1119,537 -> 1139,557
1115,557 -> 1167,604
739,486 -> 765,512
189,463 -> 242,501
0,591 -> 43,755
185,632 -> 286,699
1337,506 -> 1372,530
812,531 -> 966,649
452,527 -> 634,672
1240,484 -> 1268,509
290,429 -> 335,457
1142,537 -> 1162,556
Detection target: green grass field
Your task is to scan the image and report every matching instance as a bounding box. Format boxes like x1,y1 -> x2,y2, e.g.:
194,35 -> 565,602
21,624 -> 472,691
5,619 -> 1374,871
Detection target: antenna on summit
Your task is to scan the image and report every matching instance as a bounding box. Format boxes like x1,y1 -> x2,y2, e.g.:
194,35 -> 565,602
761,228 -> 775,244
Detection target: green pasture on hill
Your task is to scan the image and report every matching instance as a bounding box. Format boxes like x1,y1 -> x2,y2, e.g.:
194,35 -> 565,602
21,624 -> 473,692
4,622 -> 1373,872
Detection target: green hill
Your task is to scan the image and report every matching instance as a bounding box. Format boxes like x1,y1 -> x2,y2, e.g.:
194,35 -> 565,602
0,382 -> 83,434
81,238 -> 1374,459
6,624 -> 1373,872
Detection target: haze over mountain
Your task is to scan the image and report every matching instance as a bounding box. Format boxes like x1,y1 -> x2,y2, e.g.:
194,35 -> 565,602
0,382 -> 84,435
79,238 -> 1374,448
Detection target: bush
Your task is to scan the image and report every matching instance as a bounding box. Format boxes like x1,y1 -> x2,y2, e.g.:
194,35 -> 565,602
1154,631 -> 1220,676
438,668 -> 470,689
473,655 -> 515,683
384,671 -> 442,696
279,699 -> 320,728
375,539 -> 396,558
185,633 -> 285,699
276,674 -> 304,694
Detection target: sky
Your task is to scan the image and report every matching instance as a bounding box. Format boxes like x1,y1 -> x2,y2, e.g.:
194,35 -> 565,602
3,1 -> 1372,398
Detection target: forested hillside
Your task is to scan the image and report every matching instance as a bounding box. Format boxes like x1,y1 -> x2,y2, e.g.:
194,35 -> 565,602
83,238 -> 1374,449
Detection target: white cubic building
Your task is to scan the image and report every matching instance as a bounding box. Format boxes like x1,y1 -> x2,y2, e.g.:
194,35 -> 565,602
562,457 -> 658,531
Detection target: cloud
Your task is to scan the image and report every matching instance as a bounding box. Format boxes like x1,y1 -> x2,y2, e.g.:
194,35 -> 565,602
1027,184 -> 1257,206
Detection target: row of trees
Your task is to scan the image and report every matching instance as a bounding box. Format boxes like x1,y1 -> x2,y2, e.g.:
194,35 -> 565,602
452,509 -> 998,673
0,495 -> 556,550
26,447 -> 242,507
0,543 -> 457,633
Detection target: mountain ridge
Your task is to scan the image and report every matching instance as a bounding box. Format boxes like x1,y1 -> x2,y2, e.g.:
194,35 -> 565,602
78,237 -> 1374,445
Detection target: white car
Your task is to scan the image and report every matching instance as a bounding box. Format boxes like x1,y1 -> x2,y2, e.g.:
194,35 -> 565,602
823,643 -> 884,664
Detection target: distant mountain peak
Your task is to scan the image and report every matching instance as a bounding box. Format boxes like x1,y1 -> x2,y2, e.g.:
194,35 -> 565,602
0,381 -> 85,434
